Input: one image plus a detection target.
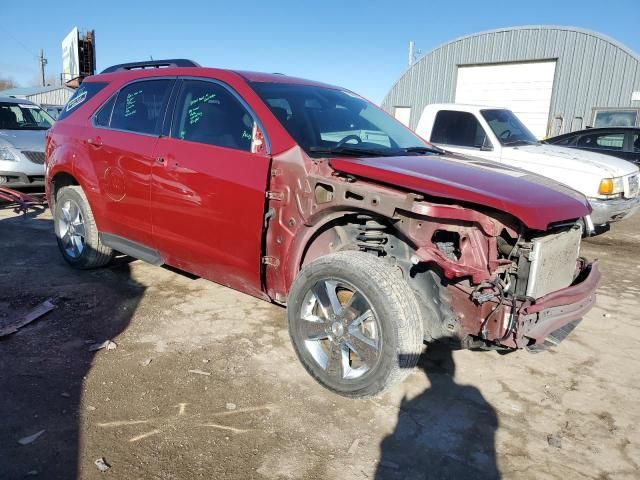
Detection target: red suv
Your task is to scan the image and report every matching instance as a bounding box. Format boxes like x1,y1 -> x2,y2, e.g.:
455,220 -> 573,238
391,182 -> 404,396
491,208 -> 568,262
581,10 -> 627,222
46,59 -> 600,397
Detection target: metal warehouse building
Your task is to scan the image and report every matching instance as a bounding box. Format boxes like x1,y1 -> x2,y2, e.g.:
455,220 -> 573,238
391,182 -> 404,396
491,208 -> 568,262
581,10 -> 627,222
382,26 -> 640,138
0,85 -> 74,116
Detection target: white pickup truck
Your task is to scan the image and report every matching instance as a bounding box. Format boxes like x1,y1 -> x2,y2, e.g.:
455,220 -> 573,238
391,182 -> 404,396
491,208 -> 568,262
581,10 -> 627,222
416,104 -> 640,229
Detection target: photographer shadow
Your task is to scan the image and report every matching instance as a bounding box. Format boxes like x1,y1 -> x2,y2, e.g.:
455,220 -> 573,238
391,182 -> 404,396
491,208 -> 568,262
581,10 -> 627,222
376,343 -> 500,479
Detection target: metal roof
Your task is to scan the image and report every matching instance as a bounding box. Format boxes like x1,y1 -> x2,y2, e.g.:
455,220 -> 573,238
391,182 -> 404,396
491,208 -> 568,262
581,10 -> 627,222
0,85 -> 74,97
382,25 -> 640,135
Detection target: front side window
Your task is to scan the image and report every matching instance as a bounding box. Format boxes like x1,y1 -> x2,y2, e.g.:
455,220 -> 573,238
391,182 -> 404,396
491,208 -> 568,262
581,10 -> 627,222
251,82 -> 433,157
431,110 -> 488,148
481,109 -> 538,146
110,79 -> 173,135
593,110 -> 638,128
577,132 -> 625,150
0,102 -> 54,130
550,135 -> 575,146
172,80 -> 254,152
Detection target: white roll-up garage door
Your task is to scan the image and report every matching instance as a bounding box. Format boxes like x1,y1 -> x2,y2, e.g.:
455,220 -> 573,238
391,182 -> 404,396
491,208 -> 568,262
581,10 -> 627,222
454,61 -> 557,138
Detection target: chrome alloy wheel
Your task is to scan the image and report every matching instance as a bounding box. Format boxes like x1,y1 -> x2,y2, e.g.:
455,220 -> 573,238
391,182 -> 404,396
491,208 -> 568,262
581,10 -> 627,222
57,199 -> 86,259
296,279 -> 382,381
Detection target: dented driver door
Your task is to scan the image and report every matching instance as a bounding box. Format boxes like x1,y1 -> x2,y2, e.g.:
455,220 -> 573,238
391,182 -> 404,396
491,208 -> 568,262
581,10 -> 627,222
150,78 -> 271,298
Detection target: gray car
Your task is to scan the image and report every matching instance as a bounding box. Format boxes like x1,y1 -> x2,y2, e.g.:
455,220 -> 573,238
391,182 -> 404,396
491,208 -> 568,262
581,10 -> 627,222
0,96 -> 55,188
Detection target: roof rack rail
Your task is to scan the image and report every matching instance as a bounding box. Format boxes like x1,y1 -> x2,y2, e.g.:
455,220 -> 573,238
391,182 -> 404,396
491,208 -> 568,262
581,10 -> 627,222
100,59 -> 201,74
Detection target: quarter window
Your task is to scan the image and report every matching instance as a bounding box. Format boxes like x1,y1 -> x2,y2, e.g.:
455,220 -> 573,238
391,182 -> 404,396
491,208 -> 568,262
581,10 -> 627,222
58,82 -> 107,121
94,95 -> 116,127
431,110 -> 488,148
172,80 -> 254,152
110,80 -> 173,135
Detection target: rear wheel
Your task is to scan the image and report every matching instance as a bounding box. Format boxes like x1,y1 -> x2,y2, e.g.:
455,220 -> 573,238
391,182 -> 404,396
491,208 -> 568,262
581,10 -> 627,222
54,186 -> 113,269
287,251 -> 423,398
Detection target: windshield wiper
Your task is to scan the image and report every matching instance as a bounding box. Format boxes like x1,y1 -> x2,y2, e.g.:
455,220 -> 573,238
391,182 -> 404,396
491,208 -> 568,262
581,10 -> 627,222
308,146 -> 393,157
400,145 -> 445,155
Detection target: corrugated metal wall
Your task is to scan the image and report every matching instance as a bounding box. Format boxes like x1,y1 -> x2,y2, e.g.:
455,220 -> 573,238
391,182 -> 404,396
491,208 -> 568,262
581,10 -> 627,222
381,26 -> 640,135
25,89 -> 73,106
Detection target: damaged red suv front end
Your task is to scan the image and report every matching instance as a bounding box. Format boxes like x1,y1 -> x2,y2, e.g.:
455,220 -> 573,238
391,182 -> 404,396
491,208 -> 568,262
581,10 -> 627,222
313,153 -> 600,352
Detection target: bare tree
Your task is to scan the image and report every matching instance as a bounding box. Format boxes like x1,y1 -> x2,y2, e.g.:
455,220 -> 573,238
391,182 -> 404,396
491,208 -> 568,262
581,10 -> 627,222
29,72 -> 58,88
0,78 -> 18,90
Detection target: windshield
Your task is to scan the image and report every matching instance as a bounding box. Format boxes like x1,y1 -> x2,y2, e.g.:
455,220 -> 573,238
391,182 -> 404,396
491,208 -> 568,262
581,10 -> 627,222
251,82 -> 435,157
0,102 -> 54,130
481,109 -> 538,146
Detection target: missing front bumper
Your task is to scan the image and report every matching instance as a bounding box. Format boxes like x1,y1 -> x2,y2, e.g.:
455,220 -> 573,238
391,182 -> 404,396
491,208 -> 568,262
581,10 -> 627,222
503,261 -> 600,349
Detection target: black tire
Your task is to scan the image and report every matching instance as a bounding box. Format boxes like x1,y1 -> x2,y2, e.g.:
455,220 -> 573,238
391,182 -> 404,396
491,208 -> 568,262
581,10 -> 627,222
287,251 -> 424,398
54,186 -> 113,269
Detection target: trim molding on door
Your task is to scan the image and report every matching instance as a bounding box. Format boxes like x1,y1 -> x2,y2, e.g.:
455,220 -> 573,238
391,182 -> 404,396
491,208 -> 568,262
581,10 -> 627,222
100,233 -> 164,265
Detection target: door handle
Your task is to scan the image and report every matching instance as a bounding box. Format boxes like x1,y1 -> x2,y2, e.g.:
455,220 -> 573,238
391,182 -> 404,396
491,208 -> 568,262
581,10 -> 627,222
156,157 -> 179,168
87,136 -> 103,147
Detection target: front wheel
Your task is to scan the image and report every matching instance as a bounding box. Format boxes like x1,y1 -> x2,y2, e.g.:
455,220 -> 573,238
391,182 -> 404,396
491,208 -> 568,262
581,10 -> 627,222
287,251 -> 424,398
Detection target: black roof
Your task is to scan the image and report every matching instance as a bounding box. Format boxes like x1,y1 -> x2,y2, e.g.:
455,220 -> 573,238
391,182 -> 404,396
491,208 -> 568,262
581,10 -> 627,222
548,126 -> 640,141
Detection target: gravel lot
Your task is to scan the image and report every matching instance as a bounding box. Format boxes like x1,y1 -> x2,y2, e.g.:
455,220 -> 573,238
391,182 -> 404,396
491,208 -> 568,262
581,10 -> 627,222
0,205 -> 638,479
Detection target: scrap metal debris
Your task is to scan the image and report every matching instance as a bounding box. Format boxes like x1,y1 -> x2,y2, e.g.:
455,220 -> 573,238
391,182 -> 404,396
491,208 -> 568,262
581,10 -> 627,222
94,457 -> 110,472
0,187 -> 47,217
17,430 -> 45,445
0,300 -> 55,337
88,340 -> 117,352
188,369 -> 211,376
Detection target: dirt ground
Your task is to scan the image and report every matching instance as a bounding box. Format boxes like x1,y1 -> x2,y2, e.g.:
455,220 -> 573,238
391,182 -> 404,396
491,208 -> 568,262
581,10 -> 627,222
0,204 -> 639,480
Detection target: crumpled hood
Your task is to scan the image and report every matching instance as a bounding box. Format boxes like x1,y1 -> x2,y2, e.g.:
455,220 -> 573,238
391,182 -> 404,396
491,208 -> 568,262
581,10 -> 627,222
330,153 -> 591,231
0,129 -> 48,151
506,143 -> 638,177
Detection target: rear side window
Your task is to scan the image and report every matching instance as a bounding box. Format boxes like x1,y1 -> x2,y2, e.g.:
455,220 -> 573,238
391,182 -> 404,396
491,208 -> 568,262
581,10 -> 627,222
58,82 -> 107,121
110,79 -> 173,135
172,80 -> 254,151
431,110 -> 487,148
577,132 -> 625,150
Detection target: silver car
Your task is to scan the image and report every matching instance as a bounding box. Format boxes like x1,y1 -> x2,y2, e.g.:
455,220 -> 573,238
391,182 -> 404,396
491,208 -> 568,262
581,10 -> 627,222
0,96 -> 55,188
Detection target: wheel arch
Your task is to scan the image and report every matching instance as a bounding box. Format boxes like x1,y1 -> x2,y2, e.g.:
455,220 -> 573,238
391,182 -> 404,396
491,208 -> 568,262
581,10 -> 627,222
50,171 -> 80,210
280,208 -> 418,296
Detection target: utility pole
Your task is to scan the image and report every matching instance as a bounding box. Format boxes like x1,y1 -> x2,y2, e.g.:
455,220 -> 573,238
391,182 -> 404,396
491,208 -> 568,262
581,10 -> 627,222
39,49 -> 48,86
408,41 -> 414,67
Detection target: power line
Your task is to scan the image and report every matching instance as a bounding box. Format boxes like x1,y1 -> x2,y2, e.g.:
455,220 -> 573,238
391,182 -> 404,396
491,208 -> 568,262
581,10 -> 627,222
0,25 -> 40,59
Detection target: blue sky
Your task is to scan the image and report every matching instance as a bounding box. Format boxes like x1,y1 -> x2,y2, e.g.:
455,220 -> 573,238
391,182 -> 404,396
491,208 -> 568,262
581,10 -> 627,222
1,0 -> 639,104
